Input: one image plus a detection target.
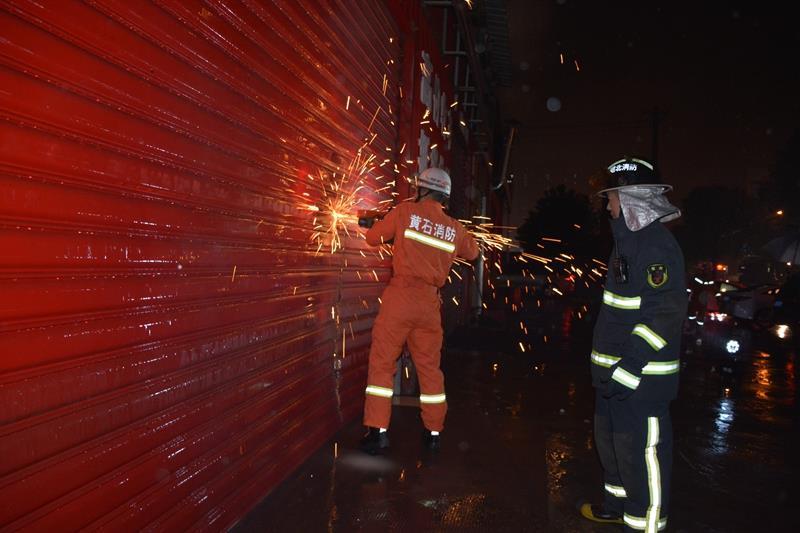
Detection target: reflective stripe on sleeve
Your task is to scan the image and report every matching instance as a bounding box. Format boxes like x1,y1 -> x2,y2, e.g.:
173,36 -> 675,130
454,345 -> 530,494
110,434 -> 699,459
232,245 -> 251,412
603,290 -> 641,310
365,385 -> 394,398
642,360 -> 679,375
592,351 -> 679,376
632,324 -> 667,351
591,350 -> 621,368
623,514 -> 667,531
604,483 -> 627,498
611,366 -> 641,390
419,393 -> 447,404
403,229 -> 456,253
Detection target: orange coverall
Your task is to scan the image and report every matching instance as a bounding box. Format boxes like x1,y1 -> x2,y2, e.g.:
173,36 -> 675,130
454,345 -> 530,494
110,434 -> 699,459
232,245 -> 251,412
363,198 -> 480,432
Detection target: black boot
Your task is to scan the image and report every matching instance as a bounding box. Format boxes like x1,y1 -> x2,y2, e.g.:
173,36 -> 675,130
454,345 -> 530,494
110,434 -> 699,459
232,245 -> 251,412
360,427 -> 389,455
422,429 -> 441,451
579,503 -> 623,524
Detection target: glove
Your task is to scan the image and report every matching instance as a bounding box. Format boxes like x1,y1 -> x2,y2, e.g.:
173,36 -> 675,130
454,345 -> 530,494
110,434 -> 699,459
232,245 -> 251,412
358,216 -> 376,228
357,209 -> 385,229
601,360 -> 643,400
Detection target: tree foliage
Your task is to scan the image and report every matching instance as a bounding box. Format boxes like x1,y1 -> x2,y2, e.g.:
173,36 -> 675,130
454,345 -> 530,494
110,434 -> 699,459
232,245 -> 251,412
761,128 -> 800,227
517,184 -> 608,261
675,129 -> 800,265
672,186 -> 756,264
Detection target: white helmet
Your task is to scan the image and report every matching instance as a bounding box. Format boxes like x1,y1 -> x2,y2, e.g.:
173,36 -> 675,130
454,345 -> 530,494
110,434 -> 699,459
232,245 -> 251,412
418,167 -> 451,196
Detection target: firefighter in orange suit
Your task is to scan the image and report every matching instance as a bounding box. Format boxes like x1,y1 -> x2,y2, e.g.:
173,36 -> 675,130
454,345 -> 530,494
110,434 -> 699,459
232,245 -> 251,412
358,167 -> 480,454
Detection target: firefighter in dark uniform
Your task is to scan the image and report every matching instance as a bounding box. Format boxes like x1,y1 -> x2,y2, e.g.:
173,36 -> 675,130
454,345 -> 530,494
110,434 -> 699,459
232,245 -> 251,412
580,157 -> 687,532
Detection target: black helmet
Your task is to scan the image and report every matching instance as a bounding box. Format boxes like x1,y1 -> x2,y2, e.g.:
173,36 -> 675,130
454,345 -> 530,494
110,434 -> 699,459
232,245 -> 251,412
598,157 -> 671,197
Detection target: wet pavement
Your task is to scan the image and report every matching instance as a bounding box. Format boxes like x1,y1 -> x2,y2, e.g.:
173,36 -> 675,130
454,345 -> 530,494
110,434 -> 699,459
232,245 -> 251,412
234,298 -> 800,532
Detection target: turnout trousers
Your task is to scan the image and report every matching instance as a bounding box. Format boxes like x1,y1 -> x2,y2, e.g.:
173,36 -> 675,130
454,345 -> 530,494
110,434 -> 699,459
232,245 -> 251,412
363,280 -> 446,431
595,390 -> 673,532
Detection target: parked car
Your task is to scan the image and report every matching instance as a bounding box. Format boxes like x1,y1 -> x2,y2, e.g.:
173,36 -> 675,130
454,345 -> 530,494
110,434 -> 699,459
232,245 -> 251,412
718,284 -> 778,322
770,272 -> 800,346
685,278 -> 757,360
686,278 -> 743,324
683,312 -> 752,360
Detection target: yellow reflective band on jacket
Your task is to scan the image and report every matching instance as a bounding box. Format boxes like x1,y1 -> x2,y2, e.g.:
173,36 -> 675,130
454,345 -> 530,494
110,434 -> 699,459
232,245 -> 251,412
605,483 -> 627,498
603,290 -> 641,310
632,324 -> 667,351
611,367 -> 641,390
623,514 -> 667,531
404,228 -> 456,253
642,361 -> 679,375
365,385 -> 393,398
591,350 -> 621,368
591,351 -> 679,376
419,393 -> 447,404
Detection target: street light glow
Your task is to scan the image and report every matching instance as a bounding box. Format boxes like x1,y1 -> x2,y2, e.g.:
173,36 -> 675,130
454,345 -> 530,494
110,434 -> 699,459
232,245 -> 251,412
773,324 -> 791,340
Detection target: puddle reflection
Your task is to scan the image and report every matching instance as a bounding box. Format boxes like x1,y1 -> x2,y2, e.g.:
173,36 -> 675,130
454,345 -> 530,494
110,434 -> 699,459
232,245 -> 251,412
712,397 -> 734,454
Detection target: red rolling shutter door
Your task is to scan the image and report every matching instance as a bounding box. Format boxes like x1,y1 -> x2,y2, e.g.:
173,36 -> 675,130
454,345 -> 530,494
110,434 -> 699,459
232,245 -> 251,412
0,1 -> 399,529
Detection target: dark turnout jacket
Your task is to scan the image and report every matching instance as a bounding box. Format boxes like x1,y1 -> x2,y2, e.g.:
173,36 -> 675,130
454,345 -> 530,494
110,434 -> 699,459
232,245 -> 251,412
591,216 -> 688,402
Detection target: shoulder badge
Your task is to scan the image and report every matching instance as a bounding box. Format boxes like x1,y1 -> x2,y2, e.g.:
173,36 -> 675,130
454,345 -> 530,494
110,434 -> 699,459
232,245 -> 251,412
646,264 -> 668,288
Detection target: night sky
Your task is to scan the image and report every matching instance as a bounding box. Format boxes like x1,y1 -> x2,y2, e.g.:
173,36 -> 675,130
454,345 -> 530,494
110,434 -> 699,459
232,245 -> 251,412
499,0 -> 800,226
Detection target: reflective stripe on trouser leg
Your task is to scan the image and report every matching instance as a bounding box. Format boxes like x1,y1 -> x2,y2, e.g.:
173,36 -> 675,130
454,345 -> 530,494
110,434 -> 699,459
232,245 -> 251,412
644,417 -> 662,532
419,393 -> 446,404
365,385 -> 393,398
611,400 -> 672,533
623,514 -> 667,531
594,391 -> 624,515
605,483 -> 627,498
363,291 -> 411,429
407,317 -> 446,432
